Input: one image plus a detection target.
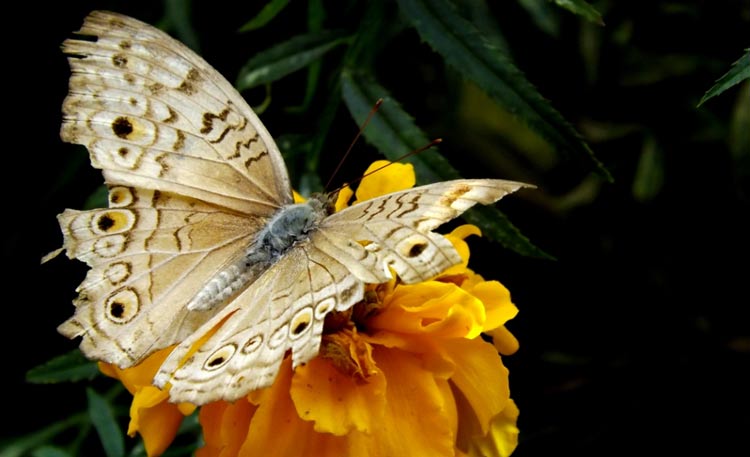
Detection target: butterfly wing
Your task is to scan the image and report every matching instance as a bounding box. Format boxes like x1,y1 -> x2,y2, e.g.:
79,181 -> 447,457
57,187 -> 265,367
153,242 -> 362,404
317,179 -> 532,283
61,11 -> 291,214
56,11 -> 293,367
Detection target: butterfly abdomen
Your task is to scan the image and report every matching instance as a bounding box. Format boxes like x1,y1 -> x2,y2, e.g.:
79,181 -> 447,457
186,198 -> 327,312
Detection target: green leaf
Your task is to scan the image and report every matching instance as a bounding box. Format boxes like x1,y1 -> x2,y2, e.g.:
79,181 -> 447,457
517,0 -> 561,36
87,388 -> 125,457
163,0 -> 200,52
698,49 -> 750,107
26,350 -> 100,384
632,135 -> 664,202
341,71 -> 551,258
550,0 -> 604,25
236,30 -> 349,92
286,0 -> 327,112
396,0 -> 612,181
0,414 -> 86,457
31,446 -> 74,457
238,0 -> 291,32
729,82 -> 750,178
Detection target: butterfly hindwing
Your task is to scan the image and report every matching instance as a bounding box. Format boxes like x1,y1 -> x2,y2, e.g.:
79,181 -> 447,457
153,244 -> 363,404
56,187 -> 264,367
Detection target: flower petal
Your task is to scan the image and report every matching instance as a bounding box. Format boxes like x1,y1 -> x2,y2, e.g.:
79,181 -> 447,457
130,393 -> 185,457
100,346 -> 173,394
441,338 -> 510,435
197,400 -> 255,457
489,326 -> 520,356
354,160 -> 415,202
468,280 -> 517,332
368,282 -> 486,339
239,358 -> 347,456
347,348 -> 455,456
334,185 -> 354,212
291,356 -> 386,435
467,399 -> 520,457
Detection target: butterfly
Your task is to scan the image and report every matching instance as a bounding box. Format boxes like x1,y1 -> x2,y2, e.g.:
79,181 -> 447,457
51,11 -> 531,405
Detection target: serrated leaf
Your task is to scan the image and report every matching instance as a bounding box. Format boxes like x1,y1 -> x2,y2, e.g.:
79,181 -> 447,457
551,0 -> 604,25
698,49 -> 750,107
26,350 -> 100,384
236,31 -> 349,91
238,0 -> 291,32
341,71 -> 551,258
396,0 -> 612,181
87,388 -> 125,457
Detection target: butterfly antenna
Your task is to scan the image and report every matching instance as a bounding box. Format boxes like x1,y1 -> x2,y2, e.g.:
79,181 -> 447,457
330,138 -> 443,195
325,98 -> 384,190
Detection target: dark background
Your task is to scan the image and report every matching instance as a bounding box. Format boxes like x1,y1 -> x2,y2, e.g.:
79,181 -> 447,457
3,1 -> 748,455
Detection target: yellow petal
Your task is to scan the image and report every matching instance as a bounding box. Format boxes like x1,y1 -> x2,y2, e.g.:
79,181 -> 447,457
450,224 -> 482,240
100,346 -> 174,394
489,326 -> 520,355
293,190 -> 306,203
347,348 -> 455,456
467,399 -> 520,457
239,358 -> 347,456
368,282 -> 486,339
441,338 -> 510,436
469,280 -> 517,332
354,160 -> 415,202
129,393 -> 184,456
334,185 -> 354,212
291,356 -> 386,435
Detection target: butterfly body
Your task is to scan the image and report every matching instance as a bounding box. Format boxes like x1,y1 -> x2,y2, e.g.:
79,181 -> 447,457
187,197 -> 329,312
53,11 -> 532,405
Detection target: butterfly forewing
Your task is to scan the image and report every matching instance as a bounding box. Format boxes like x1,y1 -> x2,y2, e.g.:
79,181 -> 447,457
61,11 -> 292,215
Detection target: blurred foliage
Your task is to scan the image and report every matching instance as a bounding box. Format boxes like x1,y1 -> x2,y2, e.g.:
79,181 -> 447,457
7,0 -> 749,455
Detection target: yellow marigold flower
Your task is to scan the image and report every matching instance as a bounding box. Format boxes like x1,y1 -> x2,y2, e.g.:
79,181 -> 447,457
105,160 -> 521,456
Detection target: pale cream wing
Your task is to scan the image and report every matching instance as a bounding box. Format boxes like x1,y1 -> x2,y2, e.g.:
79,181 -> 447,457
318,179 -> 531,284
153,243 -> 362,405
62,11 -> 292,215
56,186 -> 264,368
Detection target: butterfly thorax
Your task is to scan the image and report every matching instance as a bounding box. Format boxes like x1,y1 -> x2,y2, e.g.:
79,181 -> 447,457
186,197 -> 329,312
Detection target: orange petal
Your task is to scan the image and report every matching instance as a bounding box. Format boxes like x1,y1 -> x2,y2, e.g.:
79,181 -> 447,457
368,282 -> 486,339
354,160 -> 415,202
197,400 -> 255,457
346,348 -> 456,456
130,395 -> 185,456
100,346 -> 174,394
441,338 -> 510,436
239,358 -> 347,456
291,356 -> 386,435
